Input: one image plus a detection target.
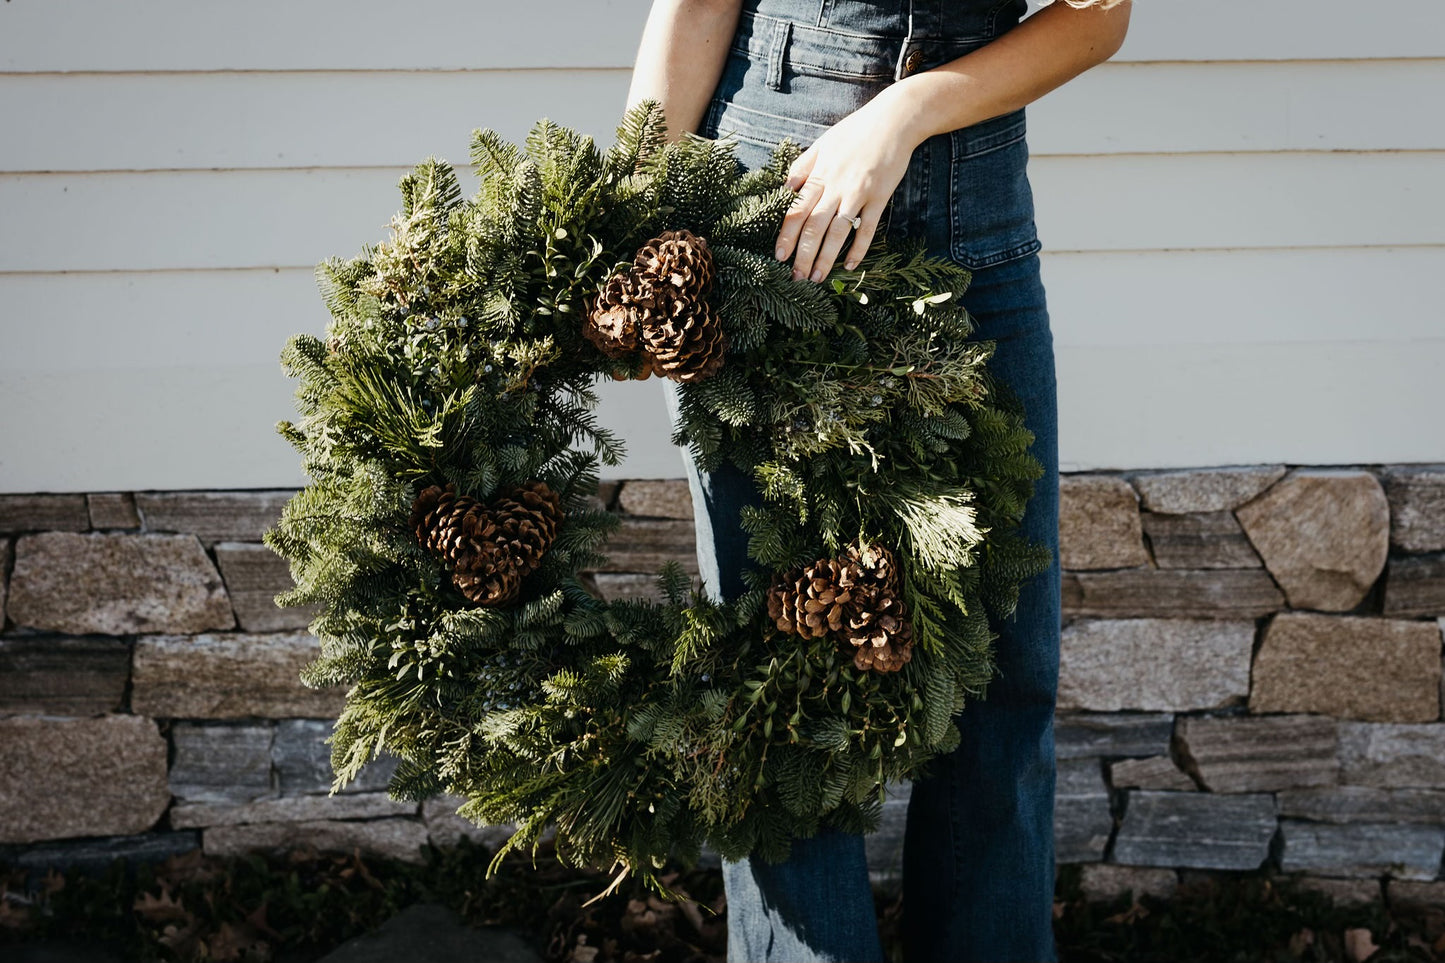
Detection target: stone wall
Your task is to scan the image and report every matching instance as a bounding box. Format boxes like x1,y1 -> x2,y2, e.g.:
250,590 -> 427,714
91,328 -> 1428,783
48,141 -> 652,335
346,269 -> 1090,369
2,466 -> 1443,907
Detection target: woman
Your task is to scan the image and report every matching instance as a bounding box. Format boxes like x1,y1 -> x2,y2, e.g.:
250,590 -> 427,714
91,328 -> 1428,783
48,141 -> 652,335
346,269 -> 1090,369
631,1 -> 1132,960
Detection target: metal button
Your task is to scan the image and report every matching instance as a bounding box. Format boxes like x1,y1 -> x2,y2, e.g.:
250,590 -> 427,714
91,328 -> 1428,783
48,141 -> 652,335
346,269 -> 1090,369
903,48 -> 925,74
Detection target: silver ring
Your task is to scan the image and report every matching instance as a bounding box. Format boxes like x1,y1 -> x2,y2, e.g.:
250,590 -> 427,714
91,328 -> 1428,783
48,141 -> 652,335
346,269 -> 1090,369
836,211 -> 862,230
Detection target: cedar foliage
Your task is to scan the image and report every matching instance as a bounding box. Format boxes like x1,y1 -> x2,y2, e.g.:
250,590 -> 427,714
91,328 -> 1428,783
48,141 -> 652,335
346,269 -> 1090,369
265,100 -> 1052,895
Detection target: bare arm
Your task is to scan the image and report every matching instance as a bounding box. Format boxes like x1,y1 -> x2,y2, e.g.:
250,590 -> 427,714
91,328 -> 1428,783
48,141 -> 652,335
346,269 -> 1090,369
780,0 -> 1132,280
625,0 -> 744,142
869,0 -> 1133,147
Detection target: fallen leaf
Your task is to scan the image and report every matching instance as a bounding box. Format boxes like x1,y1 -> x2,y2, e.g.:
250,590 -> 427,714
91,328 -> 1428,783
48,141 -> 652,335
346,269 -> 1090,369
1344,927 -> 1379,962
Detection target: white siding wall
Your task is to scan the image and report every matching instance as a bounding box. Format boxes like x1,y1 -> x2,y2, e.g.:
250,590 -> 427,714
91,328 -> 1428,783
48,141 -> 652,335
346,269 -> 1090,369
2,0 -> 1441,491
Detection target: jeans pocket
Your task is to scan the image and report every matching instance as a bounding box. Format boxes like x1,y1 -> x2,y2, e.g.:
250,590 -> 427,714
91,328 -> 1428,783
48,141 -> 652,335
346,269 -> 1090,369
948,108 -> 1042,270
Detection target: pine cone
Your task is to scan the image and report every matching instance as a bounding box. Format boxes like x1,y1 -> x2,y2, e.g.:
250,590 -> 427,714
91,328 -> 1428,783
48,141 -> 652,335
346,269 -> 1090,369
638,293 -> 728,384
488,480 -> 565,578
410,480 -> 564,606
766,555 -> 857,640
839,543 -> 914,673
409,483 -> 507,575
633,228 -> 714,300
765,542 -> 915,673
583,270 -> 645,360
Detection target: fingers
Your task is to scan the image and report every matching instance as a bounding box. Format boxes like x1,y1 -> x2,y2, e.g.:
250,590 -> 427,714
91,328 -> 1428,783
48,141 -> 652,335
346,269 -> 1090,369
775,175 -> 823,265
842,200 -> 884,271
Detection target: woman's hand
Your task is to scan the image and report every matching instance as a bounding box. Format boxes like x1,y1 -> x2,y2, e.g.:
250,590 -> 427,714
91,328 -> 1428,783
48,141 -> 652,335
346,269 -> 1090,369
774,90 -> 924,283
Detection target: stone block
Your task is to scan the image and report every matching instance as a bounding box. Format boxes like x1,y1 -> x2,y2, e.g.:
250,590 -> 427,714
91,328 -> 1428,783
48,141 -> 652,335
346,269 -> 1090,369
1078,864 -> 1179,902
1110,756 -> 1196,791
131,631 -> 345,719
1389,880 -> 1445,909
0,715 -> 170,843
1059,475 -> 1150,570
203,817 -> 430,863
1251,613 -> 1441,723
421,793 -> 518,851
87,493 -> 141,530
1235,469 -> 1390,611
1382,553 -> 1445,617
1278,786 -> 1445,824
213,542 -> 319,631
1141,511 -> 1261,569
169,722 -> 275,804
1131,466 -> 1287,515
1176,714 -> 1338,792
1113,791 -> 1277,871
1339,722 -> 1445,788
0,635 -> 130,715
587,480 -> 621,513
1,538 -> 8,625
172,792 -> 416,829
273,719 -> 399,795
1054,713 -> 1175,760
7,532 -> 234,635
616,479 -> 694,519
591,517 -> 698,574
1058,619 -> 1253,712
1382,466 -> 1445,554
1055,758 -> 1114,863
590,572 -> 670,603
0,493 -> 89,533
135,490 -> 297,545
1,831 -> 200,877
1279,820 -> 1445,880
1064,569 -> 1283,619
1289,876 -> 1382,907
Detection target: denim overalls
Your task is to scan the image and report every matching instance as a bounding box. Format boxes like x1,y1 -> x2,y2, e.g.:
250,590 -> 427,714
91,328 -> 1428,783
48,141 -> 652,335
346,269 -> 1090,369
661,2 -> 1063,959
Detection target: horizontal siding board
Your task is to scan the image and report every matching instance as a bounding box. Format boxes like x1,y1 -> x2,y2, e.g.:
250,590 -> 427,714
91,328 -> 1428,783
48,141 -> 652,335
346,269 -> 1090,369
0,1 -> 653,72
0,366 -> 686,494
1039,247 -> 1444,348
1112,0 -> 1445,63
2,249 -> 1436,377
2,265 -> 1440,490
1055,340 -> 1445,473
0,71 -> 630,174
2,1 -> 1441,71
3,340 -> 1436,492
2,152 -> 1440,272
6,59 -> 1443,173
1028,60 -> 1445,156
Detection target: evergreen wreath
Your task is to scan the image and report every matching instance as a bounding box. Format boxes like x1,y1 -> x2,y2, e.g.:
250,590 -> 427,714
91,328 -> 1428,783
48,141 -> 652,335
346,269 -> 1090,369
264,100 -> 1052,897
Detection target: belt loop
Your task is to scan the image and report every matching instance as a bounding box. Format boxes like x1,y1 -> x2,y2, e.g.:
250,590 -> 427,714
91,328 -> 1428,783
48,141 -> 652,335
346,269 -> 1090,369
766,19 -> 792,91
893,7 -> 917,82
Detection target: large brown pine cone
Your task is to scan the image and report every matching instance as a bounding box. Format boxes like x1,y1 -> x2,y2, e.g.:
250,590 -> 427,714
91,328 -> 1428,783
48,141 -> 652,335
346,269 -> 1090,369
583,270 -> 646,360
840,543 -> 914,673
633,228 -> 714,300
766,555 -> 858,639
409,482 -> 507,575
638,293 -> 728,384
488,480 -> 565,578
766,542 -> 915,673
410,480 -> 564,606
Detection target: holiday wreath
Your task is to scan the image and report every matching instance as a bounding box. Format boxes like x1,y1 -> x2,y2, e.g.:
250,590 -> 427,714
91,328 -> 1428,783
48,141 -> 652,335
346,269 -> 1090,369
264,100 -> 1052,895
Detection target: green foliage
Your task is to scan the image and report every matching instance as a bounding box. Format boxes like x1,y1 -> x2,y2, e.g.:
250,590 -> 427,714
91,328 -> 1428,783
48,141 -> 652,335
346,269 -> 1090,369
266,98 -> 1051,896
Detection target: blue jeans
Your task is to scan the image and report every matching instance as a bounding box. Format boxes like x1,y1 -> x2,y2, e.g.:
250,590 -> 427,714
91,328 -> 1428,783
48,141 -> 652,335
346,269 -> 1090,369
663,2 -> 1062,960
